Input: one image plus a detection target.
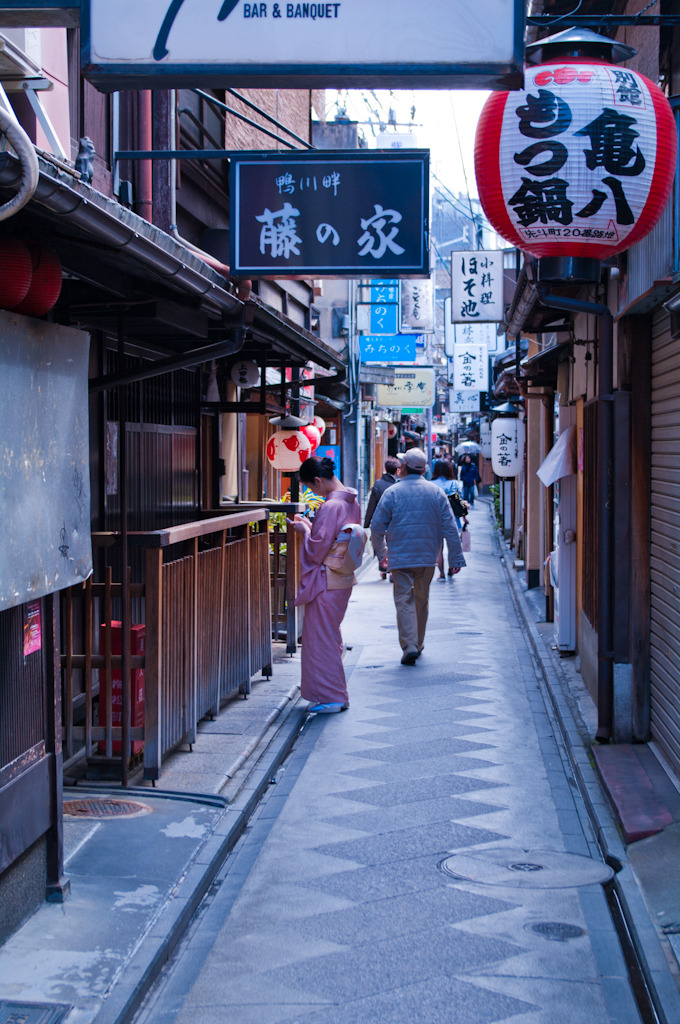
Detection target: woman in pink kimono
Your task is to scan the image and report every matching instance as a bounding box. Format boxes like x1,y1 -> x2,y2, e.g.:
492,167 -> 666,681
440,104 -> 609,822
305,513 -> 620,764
288,456 -> 362,714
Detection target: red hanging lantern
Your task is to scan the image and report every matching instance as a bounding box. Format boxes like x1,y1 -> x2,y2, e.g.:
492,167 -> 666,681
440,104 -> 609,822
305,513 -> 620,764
11,245 -> 62,316
266,430 -> 313,471
0,238 -> 32,309
475,31 -> 677,267
300,423 -> 321,453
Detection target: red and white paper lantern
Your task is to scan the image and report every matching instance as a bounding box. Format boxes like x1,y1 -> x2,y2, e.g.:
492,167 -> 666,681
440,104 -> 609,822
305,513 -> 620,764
475,60 -> 676,260
312,415 -> 326,438
300,423 -> 321,453
491,418 -> 525,477
266,430 -> 313,471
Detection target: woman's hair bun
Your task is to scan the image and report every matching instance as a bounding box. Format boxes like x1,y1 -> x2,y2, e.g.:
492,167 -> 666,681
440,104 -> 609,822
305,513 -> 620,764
321,456 -> 335,472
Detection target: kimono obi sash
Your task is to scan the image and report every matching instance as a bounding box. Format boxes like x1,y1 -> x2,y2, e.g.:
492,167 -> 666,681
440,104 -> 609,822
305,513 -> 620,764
323,523 -> 367,590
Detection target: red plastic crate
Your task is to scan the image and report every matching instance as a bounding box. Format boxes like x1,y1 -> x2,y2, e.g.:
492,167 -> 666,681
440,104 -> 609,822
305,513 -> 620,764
98,622 -> 145,755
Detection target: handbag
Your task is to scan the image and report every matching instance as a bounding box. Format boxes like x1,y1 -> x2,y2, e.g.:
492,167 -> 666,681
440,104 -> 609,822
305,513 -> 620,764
460,524 -> 471,552
448,491 -> 468,519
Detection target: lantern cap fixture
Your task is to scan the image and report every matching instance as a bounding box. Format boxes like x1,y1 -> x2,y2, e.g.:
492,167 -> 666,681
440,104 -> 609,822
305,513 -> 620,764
269,413 -> 308,428
491,401 -> 521,415
525,27 -> 636,66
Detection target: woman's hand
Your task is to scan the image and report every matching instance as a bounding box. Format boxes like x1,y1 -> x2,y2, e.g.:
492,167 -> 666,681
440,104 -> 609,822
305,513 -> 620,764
286,514 -> 311,534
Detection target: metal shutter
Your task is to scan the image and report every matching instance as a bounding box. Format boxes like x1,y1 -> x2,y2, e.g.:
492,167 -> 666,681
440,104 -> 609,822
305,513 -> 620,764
650,308 -> 680,776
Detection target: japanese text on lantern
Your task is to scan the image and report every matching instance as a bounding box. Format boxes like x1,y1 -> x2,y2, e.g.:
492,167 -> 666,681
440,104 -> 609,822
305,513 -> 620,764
451,250 -> 503,322
508,66 -> 649,242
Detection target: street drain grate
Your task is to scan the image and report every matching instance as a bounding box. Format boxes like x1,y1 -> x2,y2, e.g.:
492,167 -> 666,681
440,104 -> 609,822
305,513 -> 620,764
440,848 -> 614,889
528,921 -> 586,942
0,1001 -> 72,1023
64,797 -> 151,819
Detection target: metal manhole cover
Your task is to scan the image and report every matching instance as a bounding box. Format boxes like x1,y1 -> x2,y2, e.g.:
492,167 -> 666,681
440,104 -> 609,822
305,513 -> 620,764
64,797 -> 151,819
0,1001 -> 72,1024
528,921 -> 586,942
440,848 -> 614,889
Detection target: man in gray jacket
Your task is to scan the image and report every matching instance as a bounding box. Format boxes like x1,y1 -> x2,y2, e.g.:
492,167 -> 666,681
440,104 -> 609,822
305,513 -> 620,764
370,448 -> 466,665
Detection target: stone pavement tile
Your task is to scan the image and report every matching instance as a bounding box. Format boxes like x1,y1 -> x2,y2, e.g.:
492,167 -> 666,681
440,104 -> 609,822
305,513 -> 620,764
349,735 -> 496,764
323,794 -> 504,835
333,773 -> 504,808
313,819 -> 509,867
293,884 -> 517,947
262,924 -> 522,1003
304,854 -> 453,902
340,753 -> 502,784
267,975 -> 535,1024
448,889 -> 602,982
464,974 -> 623,1024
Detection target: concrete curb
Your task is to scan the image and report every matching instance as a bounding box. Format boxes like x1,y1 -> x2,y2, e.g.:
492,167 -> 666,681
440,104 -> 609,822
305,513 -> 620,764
494,518 -> 680,1024
91,702 -> 309,1024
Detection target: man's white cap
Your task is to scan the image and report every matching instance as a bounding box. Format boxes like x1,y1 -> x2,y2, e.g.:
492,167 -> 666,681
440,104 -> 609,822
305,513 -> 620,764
401,448 -> 427,469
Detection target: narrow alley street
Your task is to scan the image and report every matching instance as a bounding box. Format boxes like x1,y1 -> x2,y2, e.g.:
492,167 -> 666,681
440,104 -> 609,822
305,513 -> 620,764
130,502 -> 644,1024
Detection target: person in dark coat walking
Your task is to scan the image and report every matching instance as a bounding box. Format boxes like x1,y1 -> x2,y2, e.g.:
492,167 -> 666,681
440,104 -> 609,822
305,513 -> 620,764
459,454 -> 481,507
364,457 -> 400,528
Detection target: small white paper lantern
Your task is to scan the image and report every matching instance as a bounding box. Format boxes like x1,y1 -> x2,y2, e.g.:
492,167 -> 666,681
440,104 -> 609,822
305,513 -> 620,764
491,417 -> 525,477
266,430 -> 313,471
312,415 -> 326,438
230,359 -> 260,389
480,420 -> 492,459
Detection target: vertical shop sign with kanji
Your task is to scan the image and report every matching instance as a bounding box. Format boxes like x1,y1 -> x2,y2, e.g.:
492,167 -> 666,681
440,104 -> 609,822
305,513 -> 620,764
451,343 -> 489,391
401,278 -> 435,332
451,250 -> 504,322
448,390 -> 481,413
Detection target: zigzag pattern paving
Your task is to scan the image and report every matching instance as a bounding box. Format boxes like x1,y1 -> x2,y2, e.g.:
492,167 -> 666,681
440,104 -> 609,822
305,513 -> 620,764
160,505 -> 642,1024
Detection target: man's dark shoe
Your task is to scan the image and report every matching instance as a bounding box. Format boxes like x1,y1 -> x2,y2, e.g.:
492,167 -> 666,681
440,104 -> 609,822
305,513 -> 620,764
401,650 -> 418,665
415,648 -> 423,659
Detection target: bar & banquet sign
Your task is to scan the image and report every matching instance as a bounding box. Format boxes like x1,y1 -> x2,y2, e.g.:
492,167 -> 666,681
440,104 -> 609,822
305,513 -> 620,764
82,0 -> 523,90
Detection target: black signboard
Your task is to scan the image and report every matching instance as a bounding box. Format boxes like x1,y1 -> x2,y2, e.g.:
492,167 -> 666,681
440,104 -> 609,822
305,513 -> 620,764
230,150 -> 429,277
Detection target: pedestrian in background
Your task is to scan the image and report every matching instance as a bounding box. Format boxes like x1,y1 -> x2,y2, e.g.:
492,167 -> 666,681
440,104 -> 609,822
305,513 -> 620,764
370,448 -> 466,665
363,456 -> 400,528
459,454 -> 481,508
431,459 -> 465,580
289,455 -> 361,714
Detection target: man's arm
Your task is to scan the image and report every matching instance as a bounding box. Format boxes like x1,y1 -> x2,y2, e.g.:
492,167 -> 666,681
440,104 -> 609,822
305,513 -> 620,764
370,491 -> 392,562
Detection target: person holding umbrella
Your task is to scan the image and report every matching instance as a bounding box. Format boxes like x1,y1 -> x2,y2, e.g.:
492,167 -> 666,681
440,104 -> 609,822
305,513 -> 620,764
459,453 -> 481,508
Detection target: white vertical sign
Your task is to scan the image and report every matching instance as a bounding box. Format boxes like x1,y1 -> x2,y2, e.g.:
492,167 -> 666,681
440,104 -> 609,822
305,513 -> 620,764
451,250 -> 504,323
448,390 -> 480,414
455,321 -> 499,353
480,419 -> 492,458
452,344 -> 489,391
492,417 -> 525,477
444,296 -> 455,357
401,278 -> 434,333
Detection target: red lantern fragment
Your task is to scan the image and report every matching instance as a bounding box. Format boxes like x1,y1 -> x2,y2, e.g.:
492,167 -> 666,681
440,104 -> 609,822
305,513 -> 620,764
0,238 -> 32,308
11,244 -> 62,316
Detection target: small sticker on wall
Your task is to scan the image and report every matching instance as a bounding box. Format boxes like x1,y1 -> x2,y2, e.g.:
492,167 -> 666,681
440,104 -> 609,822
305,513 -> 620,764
24,601 -> 42,657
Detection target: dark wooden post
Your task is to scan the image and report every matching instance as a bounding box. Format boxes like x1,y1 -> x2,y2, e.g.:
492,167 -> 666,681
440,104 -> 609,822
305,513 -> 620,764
45,593 -> 70,902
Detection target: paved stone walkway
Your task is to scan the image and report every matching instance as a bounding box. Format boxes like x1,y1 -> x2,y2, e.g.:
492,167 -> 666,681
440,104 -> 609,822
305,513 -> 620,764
136,503 -> 641,1024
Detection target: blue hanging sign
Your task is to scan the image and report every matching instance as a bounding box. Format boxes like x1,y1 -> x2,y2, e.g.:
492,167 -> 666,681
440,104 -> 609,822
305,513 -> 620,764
360,336 -> 417,363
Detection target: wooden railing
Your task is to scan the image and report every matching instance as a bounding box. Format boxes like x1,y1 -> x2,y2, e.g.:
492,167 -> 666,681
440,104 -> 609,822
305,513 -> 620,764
61,510 -> 271,781
207,503 -> 305,653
